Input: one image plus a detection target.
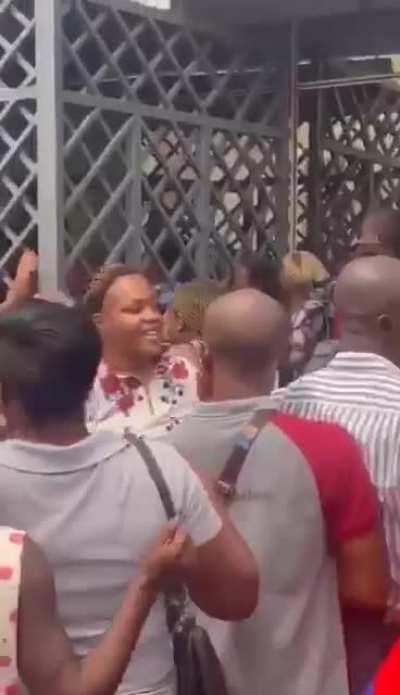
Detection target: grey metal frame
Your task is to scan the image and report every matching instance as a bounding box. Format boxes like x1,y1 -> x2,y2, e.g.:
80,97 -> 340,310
0,0 -> 290,291
297,63 -> 400,269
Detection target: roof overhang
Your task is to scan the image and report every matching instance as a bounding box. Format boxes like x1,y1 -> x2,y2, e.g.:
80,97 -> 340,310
183,0 -> 400,25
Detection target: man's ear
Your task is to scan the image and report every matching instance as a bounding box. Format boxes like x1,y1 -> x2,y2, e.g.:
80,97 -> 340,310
378,314 -> 392,333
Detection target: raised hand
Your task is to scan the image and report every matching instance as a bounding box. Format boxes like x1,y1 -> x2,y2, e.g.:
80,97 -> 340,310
9,249 -> 38,303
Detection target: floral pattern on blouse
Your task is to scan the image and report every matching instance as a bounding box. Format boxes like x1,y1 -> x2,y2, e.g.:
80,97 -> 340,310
86,351 -> 198,437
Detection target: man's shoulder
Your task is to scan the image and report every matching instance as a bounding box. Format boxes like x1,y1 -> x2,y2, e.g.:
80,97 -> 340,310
273,412 -> 358,460
273,368 -> 331,402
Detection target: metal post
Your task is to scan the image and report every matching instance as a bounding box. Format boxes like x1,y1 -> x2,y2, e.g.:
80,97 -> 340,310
288,20 -> 299,254
308,62 -> 324,256
35,0 -> 64,292
195,126 -> 211,279
125,117 -> 143,265
275,61 -> 290,257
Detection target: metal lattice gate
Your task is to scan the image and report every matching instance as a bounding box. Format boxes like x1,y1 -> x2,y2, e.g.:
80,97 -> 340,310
297,74 -> 400,271
0,0 -> 290,293
0,0 -> 36,281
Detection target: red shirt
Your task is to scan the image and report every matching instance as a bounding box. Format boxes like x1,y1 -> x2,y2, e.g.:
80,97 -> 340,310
371,640 -> 400,693
274,414 -> 379,550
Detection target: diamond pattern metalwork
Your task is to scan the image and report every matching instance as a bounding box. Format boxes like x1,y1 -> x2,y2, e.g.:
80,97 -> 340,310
300,82 -> 400,270
61,0 -> 287,283
209,130 -> 280,268
141,118 -> 202,281
64,103 -> 136,282
0,0 -> 36,281
0,0 -> 35,88
0,99 -> 37,270
63,0 -> 282,124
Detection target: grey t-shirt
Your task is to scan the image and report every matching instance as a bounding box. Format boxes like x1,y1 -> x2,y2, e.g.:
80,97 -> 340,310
0,431 -> 221,695
165,397 -> 348,695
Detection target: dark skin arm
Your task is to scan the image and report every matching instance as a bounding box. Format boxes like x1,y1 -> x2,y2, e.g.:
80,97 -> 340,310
181,468 -> 259,621
337,530 -> 388,612
18,526 -> 187,695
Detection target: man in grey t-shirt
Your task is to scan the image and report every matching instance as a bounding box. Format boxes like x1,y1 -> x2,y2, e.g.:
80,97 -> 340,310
166,289 -> 387,695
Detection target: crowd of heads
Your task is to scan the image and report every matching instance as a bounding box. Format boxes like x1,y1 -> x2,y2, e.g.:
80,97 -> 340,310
4,205 -> 400,434
1,205 -> 400,695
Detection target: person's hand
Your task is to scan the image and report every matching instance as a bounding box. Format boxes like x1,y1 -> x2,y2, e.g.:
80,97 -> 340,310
8,249 -> 38,303
140,522 -> 192,589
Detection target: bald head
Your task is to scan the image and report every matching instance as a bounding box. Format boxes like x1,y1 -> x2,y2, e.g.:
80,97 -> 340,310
204,289 -> 289,373
335,256 -> 400,364
336,256 -> 400,316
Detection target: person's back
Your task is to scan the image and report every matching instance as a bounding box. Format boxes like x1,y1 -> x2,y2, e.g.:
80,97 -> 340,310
0,435 -> 220,693
171,410 -> 348,695
167,289 -> 385,695
278,257 -> 400,593
0,300 -> 258,695
0,521 -> 205,695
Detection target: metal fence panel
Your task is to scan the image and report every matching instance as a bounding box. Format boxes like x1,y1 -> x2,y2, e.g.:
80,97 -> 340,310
0,0 -> 36,281
297,79 -> 400,270
61,0 -> 289,287
0,0 -> 288,290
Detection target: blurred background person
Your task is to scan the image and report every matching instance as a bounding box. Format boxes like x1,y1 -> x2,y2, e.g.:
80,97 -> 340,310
353,209 -> 400,260
280,250 -> 331,384
232,250 -> 282,300
163,279 -> 225,369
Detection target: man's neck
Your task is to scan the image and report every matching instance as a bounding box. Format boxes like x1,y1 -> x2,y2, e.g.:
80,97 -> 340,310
210,370 -> 275,403
338,335 -> 400,369
339,334 -> 381,357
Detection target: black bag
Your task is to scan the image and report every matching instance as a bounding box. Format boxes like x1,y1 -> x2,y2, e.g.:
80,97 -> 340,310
128,434 -> 229,695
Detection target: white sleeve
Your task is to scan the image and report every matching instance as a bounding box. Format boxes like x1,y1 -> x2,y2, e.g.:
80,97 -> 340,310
147,441 -> 222,547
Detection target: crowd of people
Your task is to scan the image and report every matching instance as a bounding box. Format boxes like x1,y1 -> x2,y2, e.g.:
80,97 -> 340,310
0,208 -> 400,694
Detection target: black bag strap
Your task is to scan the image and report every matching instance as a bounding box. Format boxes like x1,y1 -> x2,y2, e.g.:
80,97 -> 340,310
125,431 -> 176,520
125,431 -> 185,633
216,409 -> 276,501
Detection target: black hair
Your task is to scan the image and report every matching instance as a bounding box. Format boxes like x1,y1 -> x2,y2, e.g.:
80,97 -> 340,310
0,299 -> 101,426
237,251 -> 282,301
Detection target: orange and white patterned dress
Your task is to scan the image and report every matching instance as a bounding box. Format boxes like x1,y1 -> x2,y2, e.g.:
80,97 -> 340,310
0,528 -> 25,695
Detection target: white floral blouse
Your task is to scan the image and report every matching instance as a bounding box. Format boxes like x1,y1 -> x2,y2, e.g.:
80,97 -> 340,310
86,351 -> 198,438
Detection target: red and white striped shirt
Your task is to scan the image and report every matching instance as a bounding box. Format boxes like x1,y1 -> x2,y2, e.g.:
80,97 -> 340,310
275,351 -> 400,593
